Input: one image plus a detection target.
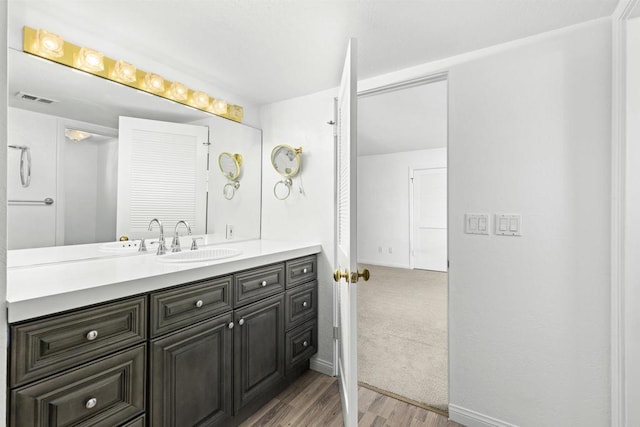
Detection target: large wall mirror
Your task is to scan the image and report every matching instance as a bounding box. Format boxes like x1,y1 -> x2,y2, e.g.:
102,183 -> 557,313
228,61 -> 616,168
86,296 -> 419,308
6,48 -> 262,250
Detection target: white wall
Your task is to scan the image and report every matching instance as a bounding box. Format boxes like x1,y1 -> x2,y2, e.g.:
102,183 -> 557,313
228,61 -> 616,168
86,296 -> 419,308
62,135 -> 118,245
95,139 -> 118,242
7,107 -> 58,249
447,20 -> 611,427
260,88 -> 337,374
624,16 -> 640,427
260,18 -> 612,427
357,148 -> 446,268
190,116 -> 262,241
1,0 -> 9,421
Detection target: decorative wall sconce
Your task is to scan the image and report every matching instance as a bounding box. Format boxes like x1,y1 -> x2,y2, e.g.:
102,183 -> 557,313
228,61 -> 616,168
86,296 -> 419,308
271,145 -> 303,200
22,26 -> 244,123
218,152 -> 243,200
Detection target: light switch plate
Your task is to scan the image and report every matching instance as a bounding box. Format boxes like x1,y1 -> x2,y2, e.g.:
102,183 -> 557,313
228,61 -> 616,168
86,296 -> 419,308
494,214 -> 521,236
464,213 -> 489,235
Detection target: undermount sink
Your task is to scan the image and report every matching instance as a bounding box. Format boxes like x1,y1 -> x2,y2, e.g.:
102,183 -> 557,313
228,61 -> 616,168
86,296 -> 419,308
157,247 -> 242,263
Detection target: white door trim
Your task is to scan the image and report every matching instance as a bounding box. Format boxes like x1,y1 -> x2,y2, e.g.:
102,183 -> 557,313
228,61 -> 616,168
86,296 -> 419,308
611,1 -> 640,425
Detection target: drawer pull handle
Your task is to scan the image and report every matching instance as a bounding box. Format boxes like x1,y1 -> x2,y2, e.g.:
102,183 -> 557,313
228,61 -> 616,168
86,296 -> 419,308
303,341 -> 309,347
303,268 -> 308,273
195,300 -> 204,308
86,330 -> 98,341
85,397 -> 98,409
228,322 -> 234,329
261,281 -> 267,287
238,318 -> 245,326
302,301 -> 308,307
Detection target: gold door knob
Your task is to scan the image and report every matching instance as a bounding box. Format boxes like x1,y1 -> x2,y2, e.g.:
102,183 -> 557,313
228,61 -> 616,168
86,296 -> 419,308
333,269 -> 350,282
351,269 -> 370,283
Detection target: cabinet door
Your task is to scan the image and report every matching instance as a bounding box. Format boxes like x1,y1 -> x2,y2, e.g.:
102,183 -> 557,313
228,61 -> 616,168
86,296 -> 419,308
234,294 -> 285,414
150,313 -> 233,427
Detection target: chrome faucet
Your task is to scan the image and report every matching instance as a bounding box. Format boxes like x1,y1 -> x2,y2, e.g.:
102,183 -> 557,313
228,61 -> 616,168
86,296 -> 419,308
148,218 -> 166,255
171,220 -> 192,253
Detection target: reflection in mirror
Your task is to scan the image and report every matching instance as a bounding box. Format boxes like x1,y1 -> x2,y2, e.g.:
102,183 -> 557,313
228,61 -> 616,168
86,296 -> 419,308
7,48 -> 262,252
271,145 -> 302,200
219,152 -> 243,200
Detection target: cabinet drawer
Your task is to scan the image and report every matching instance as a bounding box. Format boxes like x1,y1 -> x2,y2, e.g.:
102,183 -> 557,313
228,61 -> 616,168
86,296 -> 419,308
150,275 -> 232,338
234,263 -> 285,307
285,320 -> 317,370
285,280 -> 317,330
10,296 -> 147,387
121,415 -> 145,427
10,344 -> 146,427
286,256 -> 317,289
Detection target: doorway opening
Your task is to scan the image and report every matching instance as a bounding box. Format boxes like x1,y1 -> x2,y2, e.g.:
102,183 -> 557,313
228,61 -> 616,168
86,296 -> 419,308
356,76 -> 449,415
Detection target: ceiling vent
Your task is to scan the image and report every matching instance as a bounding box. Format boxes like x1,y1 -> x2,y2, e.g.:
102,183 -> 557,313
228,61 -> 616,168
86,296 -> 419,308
15,91 -> 58,105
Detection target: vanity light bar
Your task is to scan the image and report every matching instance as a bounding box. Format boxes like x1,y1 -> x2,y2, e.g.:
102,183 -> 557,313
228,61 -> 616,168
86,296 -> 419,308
22,26 -> 244,123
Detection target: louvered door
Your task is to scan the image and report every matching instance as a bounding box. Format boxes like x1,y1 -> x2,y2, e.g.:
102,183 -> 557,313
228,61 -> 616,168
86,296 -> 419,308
117,117 -> 208,238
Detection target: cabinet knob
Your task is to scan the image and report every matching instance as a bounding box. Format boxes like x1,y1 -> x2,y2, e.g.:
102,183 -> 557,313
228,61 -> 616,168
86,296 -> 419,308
302,301 -> 308,307
195,300 -> 204,308
228,322 -> 234,329
303,341 -> 308,347
303,268 -> 308,273
261,281 -> 267,287
85,397 -> 98,409
86,330 -> 98,341
238,318 -> 245,326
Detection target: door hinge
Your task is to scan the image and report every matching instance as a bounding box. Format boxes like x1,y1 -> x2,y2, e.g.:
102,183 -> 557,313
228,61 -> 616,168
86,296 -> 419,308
333,326 -> 339,341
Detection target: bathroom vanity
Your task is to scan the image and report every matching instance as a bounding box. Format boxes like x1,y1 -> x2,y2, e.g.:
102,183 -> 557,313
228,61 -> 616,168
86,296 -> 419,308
6,239 -> 321,426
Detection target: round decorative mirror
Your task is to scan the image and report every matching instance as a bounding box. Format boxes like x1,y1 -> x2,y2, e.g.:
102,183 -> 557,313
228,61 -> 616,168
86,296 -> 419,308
271,145 -> 302,178
218,152 -> 243,180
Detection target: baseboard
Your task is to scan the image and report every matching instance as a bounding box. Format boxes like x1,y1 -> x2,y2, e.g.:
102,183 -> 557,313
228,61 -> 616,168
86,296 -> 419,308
357,259 -> 409,269
449,404 -> 518,427
310,357 -> 334,376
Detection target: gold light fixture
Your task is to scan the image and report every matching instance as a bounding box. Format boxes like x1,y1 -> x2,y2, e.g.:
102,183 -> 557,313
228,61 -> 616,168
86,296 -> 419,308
75,47 -> 104,72
210,98 -> 228,115
167,81 -> 189,101
112,60 -> 137,83
65,129 -> 92,142
191,91 -> 210,109
22,26 -> 244,122
143,72 -> 165,93
33,29 -> 64,58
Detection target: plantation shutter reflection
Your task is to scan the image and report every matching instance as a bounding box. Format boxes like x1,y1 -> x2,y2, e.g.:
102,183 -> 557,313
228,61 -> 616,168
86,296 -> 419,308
117,117 -> 208,238
130,130 -> 197,230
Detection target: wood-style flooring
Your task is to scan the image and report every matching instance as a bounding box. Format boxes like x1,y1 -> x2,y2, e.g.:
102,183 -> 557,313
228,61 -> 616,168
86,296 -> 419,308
240,370 -> 464,427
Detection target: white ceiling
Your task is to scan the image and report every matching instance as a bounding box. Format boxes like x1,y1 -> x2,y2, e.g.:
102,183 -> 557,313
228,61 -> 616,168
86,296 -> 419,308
358,80 -> 447,156
8,0 -> 618,106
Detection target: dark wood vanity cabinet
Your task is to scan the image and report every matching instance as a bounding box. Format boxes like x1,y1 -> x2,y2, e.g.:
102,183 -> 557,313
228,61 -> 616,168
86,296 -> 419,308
233,294 -> 286,414
150,313 -> 233,427
8,254 -> 318,427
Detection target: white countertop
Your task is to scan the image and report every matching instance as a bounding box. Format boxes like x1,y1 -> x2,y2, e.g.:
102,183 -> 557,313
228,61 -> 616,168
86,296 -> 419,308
7,239 -> 322,323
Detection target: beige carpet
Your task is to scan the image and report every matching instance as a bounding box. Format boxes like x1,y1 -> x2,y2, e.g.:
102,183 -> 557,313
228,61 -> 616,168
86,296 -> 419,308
358,264 -> 448,412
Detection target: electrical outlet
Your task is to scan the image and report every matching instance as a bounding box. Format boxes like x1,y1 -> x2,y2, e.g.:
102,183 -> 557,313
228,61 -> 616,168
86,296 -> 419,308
388,247 -> 393,254
378,247 -> 382,253
226,224 -> 234,240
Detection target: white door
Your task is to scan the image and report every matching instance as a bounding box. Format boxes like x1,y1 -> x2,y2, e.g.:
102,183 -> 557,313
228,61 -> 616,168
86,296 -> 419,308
411,168 -> 447,271
334,38 -> 363,427
117,117 -> 208,239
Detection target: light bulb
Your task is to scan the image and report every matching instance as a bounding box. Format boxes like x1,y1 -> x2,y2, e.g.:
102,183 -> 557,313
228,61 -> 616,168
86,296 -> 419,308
112,60 -> 137,83
75,47 -> 104,72
33,29 -> 64,58
143,73 -> 165,93
191,91 -> 210,109
210,98 -> 228,115
167,82 -> 189,101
